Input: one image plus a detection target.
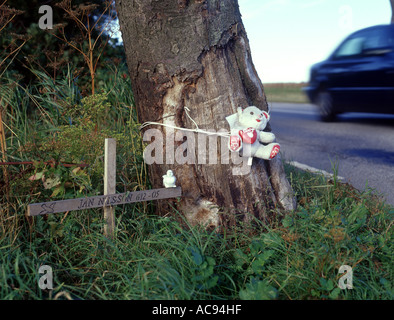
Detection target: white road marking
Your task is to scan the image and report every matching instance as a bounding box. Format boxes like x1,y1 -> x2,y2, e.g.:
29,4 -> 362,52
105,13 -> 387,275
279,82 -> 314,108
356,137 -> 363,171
286,161 -> 345,181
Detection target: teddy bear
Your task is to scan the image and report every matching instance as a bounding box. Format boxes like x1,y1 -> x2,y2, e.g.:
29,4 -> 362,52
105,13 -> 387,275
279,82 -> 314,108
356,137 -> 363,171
226,106 -> 280,160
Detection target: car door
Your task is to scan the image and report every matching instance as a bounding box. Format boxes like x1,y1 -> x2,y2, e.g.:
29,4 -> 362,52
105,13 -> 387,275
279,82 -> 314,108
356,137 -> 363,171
350,27 -> 394,112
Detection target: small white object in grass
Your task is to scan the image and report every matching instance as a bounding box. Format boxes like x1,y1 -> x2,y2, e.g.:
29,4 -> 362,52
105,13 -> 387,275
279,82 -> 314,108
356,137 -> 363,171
163,170 -> 177,188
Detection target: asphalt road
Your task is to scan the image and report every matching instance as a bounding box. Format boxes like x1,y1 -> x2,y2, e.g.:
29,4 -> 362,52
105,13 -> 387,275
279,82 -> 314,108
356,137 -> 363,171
269,102 -> 394,207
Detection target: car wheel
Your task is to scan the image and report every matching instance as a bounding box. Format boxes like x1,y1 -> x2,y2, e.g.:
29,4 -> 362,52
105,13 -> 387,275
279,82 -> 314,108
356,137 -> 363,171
316,91 -> 336,122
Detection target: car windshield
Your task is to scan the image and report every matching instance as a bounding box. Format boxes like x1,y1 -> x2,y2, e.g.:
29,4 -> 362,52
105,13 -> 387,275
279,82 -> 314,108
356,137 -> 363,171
334,37 -> 364,58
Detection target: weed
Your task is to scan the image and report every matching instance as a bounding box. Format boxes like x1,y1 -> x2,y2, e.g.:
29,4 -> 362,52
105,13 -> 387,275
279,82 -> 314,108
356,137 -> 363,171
51,0 -> 117,94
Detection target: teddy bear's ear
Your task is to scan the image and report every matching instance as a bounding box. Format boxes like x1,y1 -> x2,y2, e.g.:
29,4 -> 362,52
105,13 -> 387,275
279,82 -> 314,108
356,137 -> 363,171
237,107 -> 243,117
262,111 -> 270,121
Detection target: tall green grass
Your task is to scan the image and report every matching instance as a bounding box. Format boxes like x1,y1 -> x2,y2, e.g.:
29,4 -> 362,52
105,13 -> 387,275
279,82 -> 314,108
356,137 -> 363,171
1,169 -> 392,300
0,68 -> 392,300
0,64 -> 146,239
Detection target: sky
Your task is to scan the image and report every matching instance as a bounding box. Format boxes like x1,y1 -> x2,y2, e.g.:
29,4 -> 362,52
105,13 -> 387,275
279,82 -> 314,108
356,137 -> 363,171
238,0 -> 392,83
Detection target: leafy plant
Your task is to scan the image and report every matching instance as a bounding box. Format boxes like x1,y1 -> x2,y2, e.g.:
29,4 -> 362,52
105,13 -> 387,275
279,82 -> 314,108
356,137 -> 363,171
310,278 -> 342,300
35,93 -> 128,194
239,278 -> 278,300
188,246 -> 219,290
232,240 -> 278,299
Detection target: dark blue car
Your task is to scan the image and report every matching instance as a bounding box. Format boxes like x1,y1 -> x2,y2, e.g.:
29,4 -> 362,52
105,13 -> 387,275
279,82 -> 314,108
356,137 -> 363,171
303,24 -> 394,121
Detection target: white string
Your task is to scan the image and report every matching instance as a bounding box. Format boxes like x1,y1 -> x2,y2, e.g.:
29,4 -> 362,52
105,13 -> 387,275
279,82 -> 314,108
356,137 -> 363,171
139,107 -> 232,138
140,106 -> 254,166
184,107 -> 200,130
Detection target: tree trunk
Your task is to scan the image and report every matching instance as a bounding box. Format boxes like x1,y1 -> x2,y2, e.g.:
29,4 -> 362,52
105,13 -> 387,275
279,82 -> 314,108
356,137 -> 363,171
391,0 -> 394,23
116,0 -> 296,229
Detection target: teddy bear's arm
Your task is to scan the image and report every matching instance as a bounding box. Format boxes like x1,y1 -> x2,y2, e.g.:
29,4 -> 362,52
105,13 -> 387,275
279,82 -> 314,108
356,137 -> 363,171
259,131 -> 276,143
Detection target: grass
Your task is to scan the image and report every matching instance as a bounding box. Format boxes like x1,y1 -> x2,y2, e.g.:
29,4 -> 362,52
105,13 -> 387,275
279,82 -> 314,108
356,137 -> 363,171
0,163 -> 392,300
0,67 -> 392,300
264,82 -> 309,104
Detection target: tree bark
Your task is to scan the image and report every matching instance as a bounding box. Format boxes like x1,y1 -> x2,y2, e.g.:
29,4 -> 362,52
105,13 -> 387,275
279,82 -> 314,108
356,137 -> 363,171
391,0 -> 394,23
116,0 -> 296,229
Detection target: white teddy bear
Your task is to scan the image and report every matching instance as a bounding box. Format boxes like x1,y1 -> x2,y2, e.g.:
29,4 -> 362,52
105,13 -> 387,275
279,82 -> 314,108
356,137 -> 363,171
226,106 -> 280,160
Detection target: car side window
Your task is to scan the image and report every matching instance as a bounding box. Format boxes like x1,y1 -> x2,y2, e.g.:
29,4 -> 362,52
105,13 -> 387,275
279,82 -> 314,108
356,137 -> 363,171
334,37 -> 365,59
362,29 -> 394,51
363,34 -> 383,50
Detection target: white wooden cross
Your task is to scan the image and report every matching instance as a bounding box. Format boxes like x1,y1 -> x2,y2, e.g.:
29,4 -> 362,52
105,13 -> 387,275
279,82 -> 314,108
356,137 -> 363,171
27,138 -> 181,239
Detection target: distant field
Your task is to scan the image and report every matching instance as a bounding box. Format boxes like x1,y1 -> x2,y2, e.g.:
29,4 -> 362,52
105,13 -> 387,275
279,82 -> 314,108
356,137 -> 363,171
264,82 -> 309,104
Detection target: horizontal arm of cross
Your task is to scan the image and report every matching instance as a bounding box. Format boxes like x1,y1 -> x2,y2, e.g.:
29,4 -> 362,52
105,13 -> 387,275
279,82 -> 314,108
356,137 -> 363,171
27,187 -> 182,216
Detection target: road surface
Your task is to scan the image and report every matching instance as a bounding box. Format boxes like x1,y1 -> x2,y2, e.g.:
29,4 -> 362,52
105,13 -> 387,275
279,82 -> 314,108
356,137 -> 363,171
269,102 -> 394,207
